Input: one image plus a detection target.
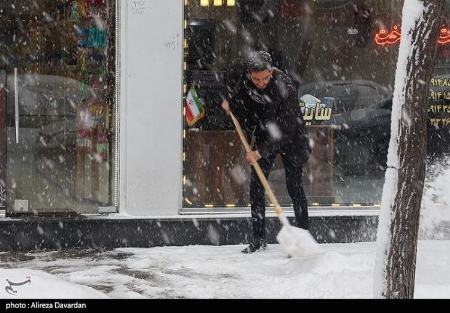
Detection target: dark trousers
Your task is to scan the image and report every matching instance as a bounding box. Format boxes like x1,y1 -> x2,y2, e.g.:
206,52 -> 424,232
250,149 -> 309,243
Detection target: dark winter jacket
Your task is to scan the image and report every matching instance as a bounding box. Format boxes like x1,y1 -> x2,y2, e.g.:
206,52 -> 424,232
229,68 -> 311,163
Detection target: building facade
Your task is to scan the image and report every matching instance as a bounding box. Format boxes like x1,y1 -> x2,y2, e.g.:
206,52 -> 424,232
181,0 -> 450,215
0,1 -> 449,247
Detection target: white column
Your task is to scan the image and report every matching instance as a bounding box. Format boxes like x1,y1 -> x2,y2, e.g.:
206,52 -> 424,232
120,0 -> 183,216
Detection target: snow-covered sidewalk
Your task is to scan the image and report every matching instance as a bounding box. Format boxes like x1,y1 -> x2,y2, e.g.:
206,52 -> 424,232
1,240 -> 449,299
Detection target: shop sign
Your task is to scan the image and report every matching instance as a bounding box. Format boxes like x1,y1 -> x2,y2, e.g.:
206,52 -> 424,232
375,25 -> 450,46
299,94 -> 333,125
430,77 -> 450,128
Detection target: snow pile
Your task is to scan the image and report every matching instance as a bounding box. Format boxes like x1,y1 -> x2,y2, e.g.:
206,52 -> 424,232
276,225 -> 324,257
0,268 -> 108,299
0,241 -> 449,298
420,156 -> 450,238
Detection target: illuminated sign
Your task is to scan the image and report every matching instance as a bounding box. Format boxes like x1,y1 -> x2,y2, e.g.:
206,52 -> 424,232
374,25 -> 401,46
375,25 -> 450,46
200,0 -> 235,6
438,27 -> 450,45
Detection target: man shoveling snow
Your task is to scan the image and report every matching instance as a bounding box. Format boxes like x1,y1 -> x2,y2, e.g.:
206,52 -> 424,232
221,50 -> 317,255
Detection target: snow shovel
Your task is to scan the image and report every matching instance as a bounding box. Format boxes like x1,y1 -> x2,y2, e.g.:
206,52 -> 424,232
229,111 -> 324,257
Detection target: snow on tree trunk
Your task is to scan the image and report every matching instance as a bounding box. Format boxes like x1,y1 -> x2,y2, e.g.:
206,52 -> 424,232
373,0 -> 444,299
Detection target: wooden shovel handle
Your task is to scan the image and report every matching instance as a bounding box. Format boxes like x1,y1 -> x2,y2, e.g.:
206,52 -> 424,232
230,112 -> 288,225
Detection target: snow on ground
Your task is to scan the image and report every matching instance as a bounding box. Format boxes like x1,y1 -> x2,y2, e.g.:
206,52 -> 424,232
0,240 -> 449,299
421,157 -> 450,237
0,268 -> 108,299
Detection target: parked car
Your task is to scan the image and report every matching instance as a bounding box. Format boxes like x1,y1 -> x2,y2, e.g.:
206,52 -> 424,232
6,73 -> 96,150
298,80 -> 450,176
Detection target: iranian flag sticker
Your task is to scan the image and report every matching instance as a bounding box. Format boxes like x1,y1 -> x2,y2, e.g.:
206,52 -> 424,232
185,86 -> 205,126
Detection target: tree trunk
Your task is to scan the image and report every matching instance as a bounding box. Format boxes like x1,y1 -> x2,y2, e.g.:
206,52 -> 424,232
374,0 -> 445,299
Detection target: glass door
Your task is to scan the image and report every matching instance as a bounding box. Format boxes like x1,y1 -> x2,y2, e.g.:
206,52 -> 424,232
0,67 -> 6,209
0,3 -> 10,209
1,0 -> 116,216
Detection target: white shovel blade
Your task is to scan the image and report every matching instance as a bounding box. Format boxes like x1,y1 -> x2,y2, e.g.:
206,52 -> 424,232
276,225 -> 324,257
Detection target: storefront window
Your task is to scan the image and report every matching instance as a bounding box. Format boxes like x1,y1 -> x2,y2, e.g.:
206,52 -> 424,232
0,0 -> 117,214
182,0 -> 450,210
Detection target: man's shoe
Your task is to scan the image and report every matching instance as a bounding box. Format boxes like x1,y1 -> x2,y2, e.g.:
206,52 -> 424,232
241,241 -> 267,254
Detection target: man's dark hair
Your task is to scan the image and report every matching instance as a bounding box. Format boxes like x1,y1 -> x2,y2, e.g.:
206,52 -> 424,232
246,50 -> 273,73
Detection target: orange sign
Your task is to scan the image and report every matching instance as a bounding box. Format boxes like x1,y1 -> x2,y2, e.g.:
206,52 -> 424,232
438,27 -> 450,45
375,25 -> 450,46
374,25 -> 401,46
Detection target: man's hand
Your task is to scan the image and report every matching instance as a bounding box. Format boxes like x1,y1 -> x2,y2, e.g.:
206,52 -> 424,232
246,150 -> 262,165
221,99 -> 231,115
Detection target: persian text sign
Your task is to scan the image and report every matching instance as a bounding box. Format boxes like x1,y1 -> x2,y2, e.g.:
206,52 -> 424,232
429,77 -> 450,128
